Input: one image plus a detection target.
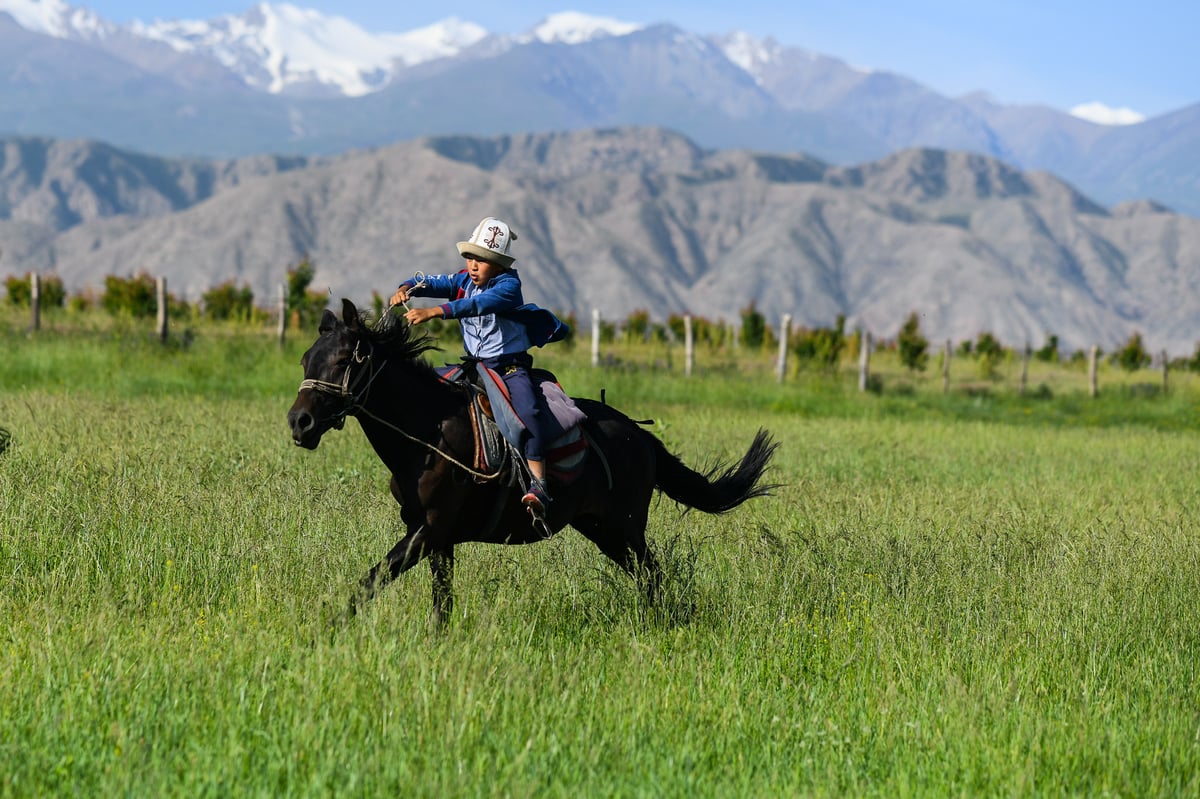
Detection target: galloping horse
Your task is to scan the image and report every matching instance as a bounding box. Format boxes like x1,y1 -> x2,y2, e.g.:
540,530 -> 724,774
287,299 -> 777,624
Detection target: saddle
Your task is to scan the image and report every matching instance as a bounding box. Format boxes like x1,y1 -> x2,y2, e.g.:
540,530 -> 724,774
437,362 -> 589,486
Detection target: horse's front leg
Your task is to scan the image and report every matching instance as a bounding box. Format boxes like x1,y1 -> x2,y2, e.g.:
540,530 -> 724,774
351,522 -> 432,616
352,469 -> 460,621
429,547 -> 455,627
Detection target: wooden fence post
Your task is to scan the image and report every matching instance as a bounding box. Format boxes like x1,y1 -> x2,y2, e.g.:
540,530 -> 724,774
1019,342 -> 1030,396
858,330 -> 872,392
591,309 -> 600,368
155,276 -> 168,343
684,314 -> 694,376
776,314 -> 791,382
277,281 -> 286,343
1088,345 -> 1099,398
942,338 -> 951,394
29,271 -> 40,332
1161,349 -> 1169,394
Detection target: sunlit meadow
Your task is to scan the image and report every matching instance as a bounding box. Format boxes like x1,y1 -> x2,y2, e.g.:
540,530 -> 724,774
1,311 -> 1198,796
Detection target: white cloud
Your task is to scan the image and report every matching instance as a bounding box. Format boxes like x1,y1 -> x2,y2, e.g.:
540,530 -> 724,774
1069,101 -> 1145,126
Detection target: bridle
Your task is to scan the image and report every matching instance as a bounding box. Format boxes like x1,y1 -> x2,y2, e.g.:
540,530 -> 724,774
297,338 -> 386,430
296,333 -> 504,481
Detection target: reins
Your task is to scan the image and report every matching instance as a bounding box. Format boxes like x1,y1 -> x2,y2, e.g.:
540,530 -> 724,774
353,404 -> 506,481
298,336 -> 505,481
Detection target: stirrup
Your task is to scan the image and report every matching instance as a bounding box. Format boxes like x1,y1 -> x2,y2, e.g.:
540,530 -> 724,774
521,488 -> 549,518
521,478 -> 551,522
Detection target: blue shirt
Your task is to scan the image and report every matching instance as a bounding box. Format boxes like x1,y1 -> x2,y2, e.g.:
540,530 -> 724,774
400,269 -> 569,359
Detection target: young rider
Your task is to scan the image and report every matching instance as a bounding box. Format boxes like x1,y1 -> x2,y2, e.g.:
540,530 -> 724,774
390,217 -> 567,519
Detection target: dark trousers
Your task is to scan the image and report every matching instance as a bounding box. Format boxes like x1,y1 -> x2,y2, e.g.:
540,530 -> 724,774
482,352 -> 560,462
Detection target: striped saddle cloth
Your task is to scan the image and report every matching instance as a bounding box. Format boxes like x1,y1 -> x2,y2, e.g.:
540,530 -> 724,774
437,363 -> 589,485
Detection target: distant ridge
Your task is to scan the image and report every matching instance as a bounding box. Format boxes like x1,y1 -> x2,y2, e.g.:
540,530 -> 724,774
0,2 -> 1195,214
2,128 -> 1198,354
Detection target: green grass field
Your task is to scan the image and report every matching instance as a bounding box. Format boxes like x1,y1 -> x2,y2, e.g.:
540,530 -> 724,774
2,316 -> 1199,796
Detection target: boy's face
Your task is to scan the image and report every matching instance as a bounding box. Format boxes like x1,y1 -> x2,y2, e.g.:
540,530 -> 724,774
464,255 -> 506,287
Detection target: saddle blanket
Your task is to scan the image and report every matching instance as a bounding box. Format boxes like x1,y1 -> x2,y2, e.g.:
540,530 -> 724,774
437,362 -> 589,484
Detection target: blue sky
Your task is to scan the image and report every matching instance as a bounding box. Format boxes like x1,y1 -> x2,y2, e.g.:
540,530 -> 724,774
85,0 -> 1196,118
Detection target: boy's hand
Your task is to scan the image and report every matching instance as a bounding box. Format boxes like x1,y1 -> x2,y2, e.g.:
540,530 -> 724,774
404,306 -> 442,325
389,286 -> 410,306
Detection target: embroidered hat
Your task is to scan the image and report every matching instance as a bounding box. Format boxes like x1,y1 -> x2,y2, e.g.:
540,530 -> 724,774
457,217 -> 517,268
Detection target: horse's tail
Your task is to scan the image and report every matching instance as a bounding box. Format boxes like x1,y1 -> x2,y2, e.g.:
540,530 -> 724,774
651,428 -> 779,513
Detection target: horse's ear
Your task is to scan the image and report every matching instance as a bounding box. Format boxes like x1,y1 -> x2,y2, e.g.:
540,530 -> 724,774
318,308 -> 339,334
341,298 -> 362,333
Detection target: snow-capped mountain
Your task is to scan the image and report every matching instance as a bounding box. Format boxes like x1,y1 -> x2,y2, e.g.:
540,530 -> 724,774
0,1 -> 643,97
1069,102 -> 1146,126
517,11 -> 641,45
1,0 -> 1196,216
130,4 -> 488,96
0,0 -> 112,39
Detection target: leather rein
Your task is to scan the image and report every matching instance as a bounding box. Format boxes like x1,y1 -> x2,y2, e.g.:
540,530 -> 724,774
297,339 -> 504,481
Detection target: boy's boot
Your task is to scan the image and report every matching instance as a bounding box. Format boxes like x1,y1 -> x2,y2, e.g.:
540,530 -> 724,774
521,476 -> 551,519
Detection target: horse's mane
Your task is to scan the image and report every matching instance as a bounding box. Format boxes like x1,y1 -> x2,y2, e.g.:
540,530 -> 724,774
362,308 -> 440,364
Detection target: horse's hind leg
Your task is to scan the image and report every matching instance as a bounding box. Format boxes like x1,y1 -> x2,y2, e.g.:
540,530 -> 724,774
429,547 -> 455,628
620,522 -> 662,604
577,513 -> 663,604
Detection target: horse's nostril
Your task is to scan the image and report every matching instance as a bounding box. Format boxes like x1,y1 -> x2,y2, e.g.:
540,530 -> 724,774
290,410 -> 314,435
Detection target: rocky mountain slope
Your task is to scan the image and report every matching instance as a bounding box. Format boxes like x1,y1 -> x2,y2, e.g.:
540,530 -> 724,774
2,128 -> 1197,354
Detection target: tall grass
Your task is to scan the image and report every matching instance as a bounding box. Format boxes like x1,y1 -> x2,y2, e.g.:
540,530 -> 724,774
1,321 -> 1198,795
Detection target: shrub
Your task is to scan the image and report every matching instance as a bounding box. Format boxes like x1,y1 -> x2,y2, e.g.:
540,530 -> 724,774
4,273 -> 66,308
1115,331 -> 1152,372
202,281 -> 255,321
975,331 -> 1006,380
792,315 -> 846,372
102,273 -> 157,318
625,309 -> 662,343
897,311 -> 929,372
286,257 -> 330,330
1187,343 -> 1200,373
665,313 -> 722,348
1035,334 -> 1060,363
740,302 -> 767,349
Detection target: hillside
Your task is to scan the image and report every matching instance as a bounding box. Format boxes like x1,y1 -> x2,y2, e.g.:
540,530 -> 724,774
2,128 -> 1198,353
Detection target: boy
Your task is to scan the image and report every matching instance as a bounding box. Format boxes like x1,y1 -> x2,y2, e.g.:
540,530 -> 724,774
390,217 -> 568,518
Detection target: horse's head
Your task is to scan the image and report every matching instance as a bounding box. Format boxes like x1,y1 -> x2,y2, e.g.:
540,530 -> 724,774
288,298 -> 374,449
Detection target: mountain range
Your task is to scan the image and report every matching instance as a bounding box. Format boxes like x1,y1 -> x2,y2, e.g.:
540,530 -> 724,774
1,2 -> 1197,217
3,128 -> 1198,355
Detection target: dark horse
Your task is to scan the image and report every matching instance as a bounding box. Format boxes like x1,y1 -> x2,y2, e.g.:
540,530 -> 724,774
287,299 -> 777,625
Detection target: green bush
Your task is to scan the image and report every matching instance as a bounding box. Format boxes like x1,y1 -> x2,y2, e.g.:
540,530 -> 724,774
626,309 -> 662,343
1035,334 -> 1060,363
286,257 -> 330,330
102,273 -> 157,318
975,330 -> 1006,379
1116,331 -> 1152,372
665,313 -> 724,348
898,311 -> 929,372
202,281 -> 255,321
740,302 -> 767,349
4,273 -> 66,308
791,314 -> 846,371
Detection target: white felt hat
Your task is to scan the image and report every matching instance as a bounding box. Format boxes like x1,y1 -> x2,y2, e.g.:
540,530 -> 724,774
457,217 -> 517,268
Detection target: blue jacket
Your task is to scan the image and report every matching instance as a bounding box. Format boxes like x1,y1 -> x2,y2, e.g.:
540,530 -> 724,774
400,269 -> 569,359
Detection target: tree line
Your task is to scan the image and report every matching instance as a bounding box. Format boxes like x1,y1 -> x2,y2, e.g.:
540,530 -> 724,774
5,266 -> 1197,374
